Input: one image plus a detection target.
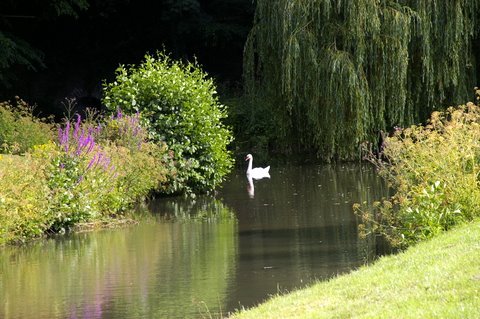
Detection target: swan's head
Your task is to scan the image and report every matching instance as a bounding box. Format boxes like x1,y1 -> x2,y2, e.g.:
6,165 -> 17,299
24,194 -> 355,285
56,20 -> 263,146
245,154 -> 253,161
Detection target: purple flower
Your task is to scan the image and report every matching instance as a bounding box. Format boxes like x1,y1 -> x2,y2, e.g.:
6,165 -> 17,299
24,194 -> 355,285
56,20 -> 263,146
86,138 -> 95,154
73,114 -> 81,138
87,154 -> 97,170
56,113 -> 119,183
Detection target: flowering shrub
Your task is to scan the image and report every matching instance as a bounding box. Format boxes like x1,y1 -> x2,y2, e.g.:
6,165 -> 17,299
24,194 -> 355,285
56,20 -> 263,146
98,109 -> 148,151
356,99 -> 480,248
47,112 -> 176,232
46,115 -> 117,232
0,108 -> 176,243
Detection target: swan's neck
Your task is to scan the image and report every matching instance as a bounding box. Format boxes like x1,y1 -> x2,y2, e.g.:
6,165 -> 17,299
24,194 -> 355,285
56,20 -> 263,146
247,157 -> 253,172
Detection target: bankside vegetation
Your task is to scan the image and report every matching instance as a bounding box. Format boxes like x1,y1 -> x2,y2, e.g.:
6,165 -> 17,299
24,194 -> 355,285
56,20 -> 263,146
243,0 -> 480,160
356,92 -> 480,249
0,53 -> 234,244
0,104 -> 173,244
0,97 -> 54,154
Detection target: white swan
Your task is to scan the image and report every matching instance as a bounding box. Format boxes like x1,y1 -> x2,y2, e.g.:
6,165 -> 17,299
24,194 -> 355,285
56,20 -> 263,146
245,154 -> 270,179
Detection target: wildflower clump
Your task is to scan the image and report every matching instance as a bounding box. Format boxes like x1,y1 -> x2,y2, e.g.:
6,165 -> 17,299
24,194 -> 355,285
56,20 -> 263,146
46,115 -> 117,232
46,112 -> 174,233
100,109 -> 147,151
0,107 -> 174,244
356,98 -> 480,248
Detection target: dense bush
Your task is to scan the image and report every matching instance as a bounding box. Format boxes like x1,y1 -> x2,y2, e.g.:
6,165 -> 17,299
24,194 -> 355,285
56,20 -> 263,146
0,152 -> 51,244
103,52 -> 234,194
0,97 -> 54,154
356,99 -> 480,248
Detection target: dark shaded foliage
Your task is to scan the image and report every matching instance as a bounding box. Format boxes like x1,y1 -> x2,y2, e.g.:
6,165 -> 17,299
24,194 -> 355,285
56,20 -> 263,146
244,0 -> 480,161
0,0 -> 254,115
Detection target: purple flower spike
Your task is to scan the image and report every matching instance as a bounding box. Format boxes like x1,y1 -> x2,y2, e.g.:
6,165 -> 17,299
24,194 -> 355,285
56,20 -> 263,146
73,114 -> 81,138
65,121 -> 70,136
102,158 -> 111,170
87,138 -> 95,154
87,154 -> 97,170
56,115 -> 115,181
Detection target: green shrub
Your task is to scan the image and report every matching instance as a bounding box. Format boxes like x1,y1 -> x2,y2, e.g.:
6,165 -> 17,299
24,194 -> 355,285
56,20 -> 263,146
0,97 -> 54,154
356,100 -> 480,248
98,110 -> 148,151
95,111 -> 177,201
102,52 -> 234,194
0,151 -> 51,244
101,142 -> 175,207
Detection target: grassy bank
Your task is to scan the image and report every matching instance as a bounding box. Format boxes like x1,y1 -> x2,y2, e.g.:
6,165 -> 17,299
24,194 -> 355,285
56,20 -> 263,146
230,220 -> 480,318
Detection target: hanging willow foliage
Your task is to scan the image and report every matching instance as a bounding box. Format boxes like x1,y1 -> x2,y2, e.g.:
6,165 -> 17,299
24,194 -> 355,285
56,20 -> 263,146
244,0 -> 480,160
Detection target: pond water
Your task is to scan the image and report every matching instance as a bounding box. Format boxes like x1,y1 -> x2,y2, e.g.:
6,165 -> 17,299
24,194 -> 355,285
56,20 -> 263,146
0,164 -> 388,318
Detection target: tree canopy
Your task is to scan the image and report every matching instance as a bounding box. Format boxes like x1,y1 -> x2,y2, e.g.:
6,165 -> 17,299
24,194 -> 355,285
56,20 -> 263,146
244,0 -> 480,160
0,0 -> 89,86
0,0 -> 253,113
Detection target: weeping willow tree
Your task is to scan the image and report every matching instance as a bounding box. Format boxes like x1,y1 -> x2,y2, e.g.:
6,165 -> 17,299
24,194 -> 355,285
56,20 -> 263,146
244,0 -> 480,160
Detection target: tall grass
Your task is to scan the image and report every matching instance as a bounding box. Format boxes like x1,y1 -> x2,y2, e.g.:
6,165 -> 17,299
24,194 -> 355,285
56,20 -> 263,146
0,97 -> 54,154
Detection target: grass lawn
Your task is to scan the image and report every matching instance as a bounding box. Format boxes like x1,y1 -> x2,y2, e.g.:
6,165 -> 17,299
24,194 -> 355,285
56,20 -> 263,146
229,220 -> 480,318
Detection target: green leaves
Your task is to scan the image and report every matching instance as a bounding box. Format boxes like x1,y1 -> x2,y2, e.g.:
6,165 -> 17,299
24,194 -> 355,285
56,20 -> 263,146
356,102 -> 480,248
244,0 -> 480,160
103,52 -> 234,194
0,98 -> 54,154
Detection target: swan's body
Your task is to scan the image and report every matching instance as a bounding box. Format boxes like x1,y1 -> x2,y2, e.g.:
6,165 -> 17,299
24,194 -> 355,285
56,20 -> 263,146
245,154 -> 270,179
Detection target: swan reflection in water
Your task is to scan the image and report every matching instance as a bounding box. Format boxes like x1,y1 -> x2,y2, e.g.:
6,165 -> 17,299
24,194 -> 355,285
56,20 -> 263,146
247,175 -> 255,198
245,154 -> 270,198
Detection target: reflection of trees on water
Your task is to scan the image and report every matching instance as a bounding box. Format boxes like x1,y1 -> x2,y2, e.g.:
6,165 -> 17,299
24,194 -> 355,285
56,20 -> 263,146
0,164 -> 389,318
318,164 -> 392,263
222,163 -> 389,249
148,196 -> 237,222
0,219 -> 238,318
